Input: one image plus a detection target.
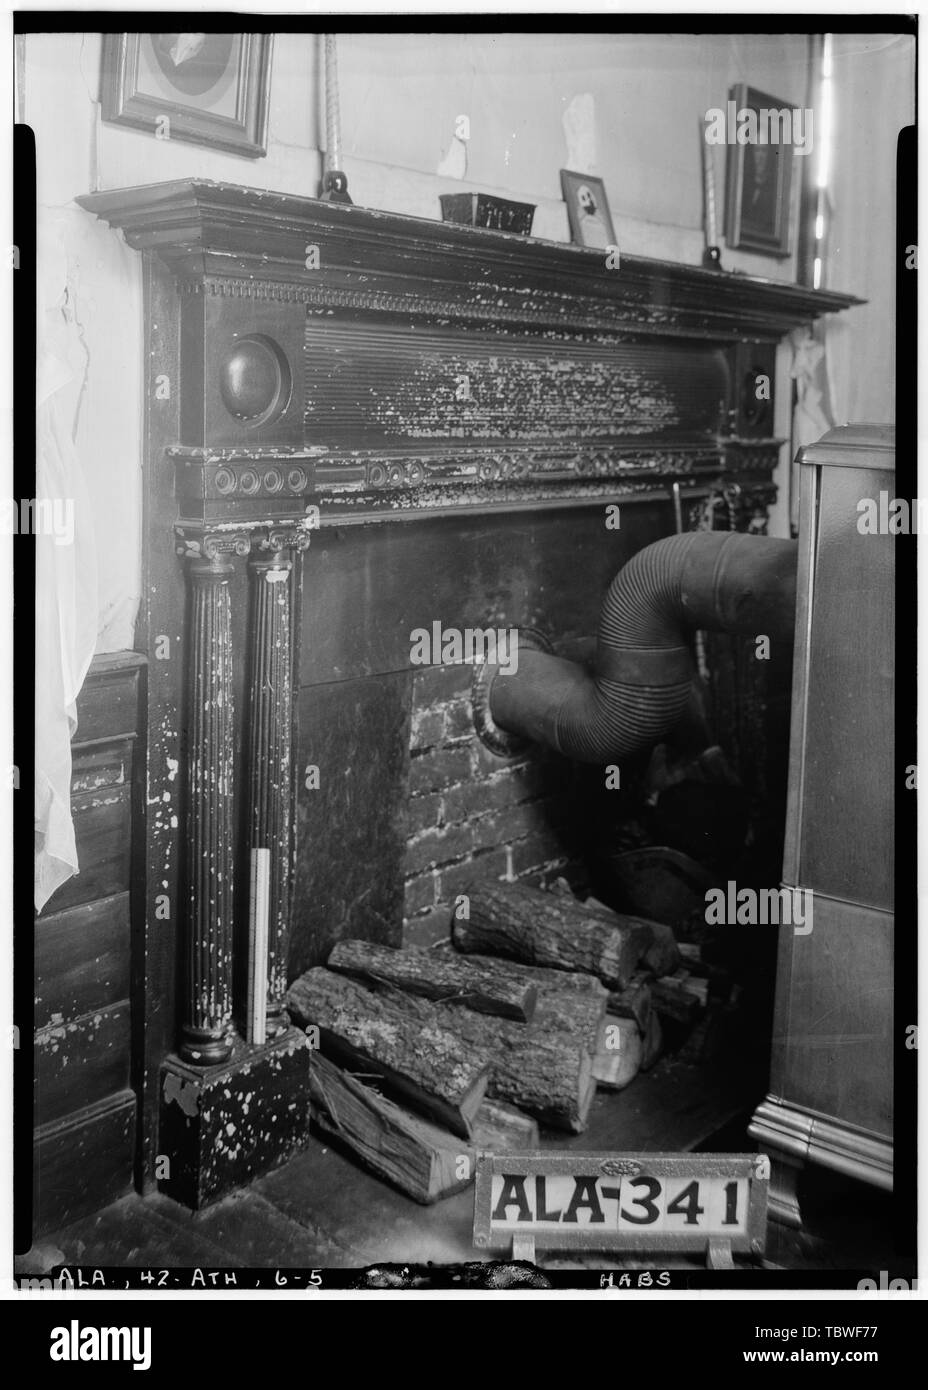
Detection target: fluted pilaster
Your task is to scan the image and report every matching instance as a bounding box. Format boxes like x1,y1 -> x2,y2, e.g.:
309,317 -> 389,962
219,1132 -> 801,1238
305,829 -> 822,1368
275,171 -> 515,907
246,532 -> 302,1028
178,532 -> 249,1064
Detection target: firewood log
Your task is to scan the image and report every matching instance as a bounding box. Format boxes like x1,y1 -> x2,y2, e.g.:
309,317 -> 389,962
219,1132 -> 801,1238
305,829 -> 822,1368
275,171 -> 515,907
327,939 -> 537,1021
585,895 -> 680,977
471,1098 -> 540,1151
286,968 -> 490,1138
495,958 -> 607,997
445,981 -> 605,1134
453,880 -> 652,989
593,1014 -> 642,1091
606,973 -> 652,1033
308,1053 -> 474,1204
650,971 -> 707,1024
642,922 -> 683,977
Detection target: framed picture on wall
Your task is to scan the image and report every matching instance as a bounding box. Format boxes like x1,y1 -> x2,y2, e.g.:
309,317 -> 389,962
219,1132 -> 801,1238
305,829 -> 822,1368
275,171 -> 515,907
723,83 -> 794,257
101,33 -> 273,158
560,170 -> 616,249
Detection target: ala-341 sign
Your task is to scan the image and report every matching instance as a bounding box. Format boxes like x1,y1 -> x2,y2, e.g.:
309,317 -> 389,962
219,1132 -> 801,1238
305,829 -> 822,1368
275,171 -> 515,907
473,1152 -> 769,1267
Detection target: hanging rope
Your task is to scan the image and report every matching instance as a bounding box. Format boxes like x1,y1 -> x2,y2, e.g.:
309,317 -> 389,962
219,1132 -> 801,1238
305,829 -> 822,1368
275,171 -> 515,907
321,34 -> 352,203
324,34 -> 341,174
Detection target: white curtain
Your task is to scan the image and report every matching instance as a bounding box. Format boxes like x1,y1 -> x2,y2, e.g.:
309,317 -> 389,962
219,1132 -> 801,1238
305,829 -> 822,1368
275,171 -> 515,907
34,225 -> 98,913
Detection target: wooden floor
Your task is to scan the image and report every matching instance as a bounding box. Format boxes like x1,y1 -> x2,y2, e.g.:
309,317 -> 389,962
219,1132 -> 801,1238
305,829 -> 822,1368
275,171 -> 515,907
21,1054 -> 897,1276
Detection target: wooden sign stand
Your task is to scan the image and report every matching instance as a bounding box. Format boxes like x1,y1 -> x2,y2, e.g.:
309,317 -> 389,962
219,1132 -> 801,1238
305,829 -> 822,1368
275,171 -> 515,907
516,1231 -> 734,1269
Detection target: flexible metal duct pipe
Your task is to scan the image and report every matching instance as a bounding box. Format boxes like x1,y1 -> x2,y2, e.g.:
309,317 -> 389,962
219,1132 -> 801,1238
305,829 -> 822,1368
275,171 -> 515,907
482,530 -> 797,763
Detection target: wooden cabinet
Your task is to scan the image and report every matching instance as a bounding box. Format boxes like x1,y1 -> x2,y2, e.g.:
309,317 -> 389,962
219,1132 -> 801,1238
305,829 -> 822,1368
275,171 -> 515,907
750,424 -> 894,1225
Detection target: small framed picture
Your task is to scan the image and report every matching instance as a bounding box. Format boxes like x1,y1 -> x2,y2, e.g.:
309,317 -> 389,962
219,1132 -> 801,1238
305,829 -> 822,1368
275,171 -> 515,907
101,33 -> 273,158
723,84 -> 794,257
560,170 -> 616,249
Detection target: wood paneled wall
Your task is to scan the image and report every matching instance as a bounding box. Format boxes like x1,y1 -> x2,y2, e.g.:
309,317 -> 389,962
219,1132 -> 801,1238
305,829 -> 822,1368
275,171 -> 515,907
33,652 -> 146,1236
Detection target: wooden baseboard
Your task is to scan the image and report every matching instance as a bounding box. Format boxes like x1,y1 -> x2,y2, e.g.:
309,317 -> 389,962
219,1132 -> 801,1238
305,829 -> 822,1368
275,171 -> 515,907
749,1094 -> 893,1194
33,1090 -> 137,1238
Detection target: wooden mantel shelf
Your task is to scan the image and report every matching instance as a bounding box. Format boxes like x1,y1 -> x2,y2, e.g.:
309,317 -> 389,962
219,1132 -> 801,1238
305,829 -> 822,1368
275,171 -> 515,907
79,178 -> 860,344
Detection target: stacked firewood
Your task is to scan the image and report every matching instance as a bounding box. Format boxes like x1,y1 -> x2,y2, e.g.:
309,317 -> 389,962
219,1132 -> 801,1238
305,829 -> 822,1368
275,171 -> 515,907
285,879 -> 715,1205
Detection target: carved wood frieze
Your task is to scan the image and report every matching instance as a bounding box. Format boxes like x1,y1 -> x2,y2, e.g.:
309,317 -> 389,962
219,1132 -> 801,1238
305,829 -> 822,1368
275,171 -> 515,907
168,441 -> 782,526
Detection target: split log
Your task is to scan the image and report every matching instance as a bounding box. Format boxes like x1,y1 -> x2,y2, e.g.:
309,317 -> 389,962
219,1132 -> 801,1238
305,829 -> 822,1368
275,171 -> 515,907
453,880 -> 652,990
444,982 -> 605,1134
286,968 -> 490,1138
593,1014 -> 642,1091
471,1098 -> 540,1151
308,1053 -> 474,1204
586,895 -> 680,977
606,973 -> 652,1033
531,980 -> 606,1055
642,923 -> 683,978
327,939 -> 537,1021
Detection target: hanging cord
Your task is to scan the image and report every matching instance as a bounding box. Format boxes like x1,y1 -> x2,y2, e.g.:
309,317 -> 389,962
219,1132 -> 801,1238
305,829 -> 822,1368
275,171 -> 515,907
324,34 -> 341,174
321,34 -> 352,204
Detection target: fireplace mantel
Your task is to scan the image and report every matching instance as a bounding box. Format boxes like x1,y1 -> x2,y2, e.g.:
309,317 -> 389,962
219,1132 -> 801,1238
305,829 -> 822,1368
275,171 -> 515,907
77,178 -> 861,1208
79,179 -> 861,528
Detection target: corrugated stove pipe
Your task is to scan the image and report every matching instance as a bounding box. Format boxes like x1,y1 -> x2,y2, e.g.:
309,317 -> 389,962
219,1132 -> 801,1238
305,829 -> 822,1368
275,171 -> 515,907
474,531 -> 797,762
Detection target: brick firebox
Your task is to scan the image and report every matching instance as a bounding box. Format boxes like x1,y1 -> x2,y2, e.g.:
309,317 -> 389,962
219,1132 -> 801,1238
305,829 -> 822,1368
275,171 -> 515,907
403,662 -> 575,947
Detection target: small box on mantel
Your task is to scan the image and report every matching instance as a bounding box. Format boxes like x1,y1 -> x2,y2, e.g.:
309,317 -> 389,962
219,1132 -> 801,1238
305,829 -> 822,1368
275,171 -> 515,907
439,192 -> 535,235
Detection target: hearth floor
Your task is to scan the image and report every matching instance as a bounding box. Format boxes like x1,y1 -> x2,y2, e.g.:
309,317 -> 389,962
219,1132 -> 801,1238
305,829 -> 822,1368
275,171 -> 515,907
21,1054 -> 899,1277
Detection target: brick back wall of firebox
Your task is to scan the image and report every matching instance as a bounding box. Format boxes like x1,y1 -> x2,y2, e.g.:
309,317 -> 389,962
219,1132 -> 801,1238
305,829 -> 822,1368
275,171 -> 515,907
403,663 -> 573,947
287,500 -> 679,977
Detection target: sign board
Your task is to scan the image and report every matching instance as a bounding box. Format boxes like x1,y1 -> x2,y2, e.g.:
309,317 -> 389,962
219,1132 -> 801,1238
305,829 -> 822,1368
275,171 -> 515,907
473,1151 -> 769,1263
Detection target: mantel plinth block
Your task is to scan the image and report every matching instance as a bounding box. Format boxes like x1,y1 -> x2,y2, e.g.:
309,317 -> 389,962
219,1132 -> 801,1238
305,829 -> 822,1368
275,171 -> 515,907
159,1028 -> 312,1210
